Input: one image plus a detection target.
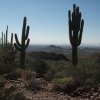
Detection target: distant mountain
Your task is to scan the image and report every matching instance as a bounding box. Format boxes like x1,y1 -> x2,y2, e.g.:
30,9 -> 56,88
43,45 -> 63,52
29,51 -> 69,61
81,43 -> 100,48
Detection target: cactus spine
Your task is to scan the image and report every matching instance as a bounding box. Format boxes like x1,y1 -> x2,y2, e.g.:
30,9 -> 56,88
14,17 -> 30,67
68,4 -> 84,65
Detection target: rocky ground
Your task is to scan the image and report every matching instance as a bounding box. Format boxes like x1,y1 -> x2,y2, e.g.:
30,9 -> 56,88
1,75 -> 100,100
4,77 -> 71,100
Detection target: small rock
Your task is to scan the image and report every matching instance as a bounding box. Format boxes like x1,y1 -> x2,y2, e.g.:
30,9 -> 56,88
95,97 -> 100,100
90,96 -> 94,99
93,93 -> 98,97
98,94 -> 100,97
91,88 -> 94,91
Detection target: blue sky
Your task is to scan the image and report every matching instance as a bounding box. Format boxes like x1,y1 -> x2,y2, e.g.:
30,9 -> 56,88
0,0 -> 100,45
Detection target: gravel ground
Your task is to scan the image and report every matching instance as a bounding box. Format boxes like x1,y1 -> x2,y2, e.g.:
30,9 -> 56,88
4,77 -> 100,100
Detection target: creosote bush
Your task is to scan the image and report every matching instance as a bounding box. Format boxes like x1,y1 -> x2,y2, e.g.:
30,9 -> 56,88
32,59 -> 49,77
25,78 -> 41,91
4,68 -> 22,80
0,63 -> 15,75
23,70 -> 36,80
0,88 -> 27,100
52,77 -> 76,93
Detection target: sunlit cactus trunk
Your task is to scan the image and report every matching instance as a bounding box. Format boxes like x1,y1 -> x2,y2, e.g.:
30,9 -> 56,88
68,4 -> 84,65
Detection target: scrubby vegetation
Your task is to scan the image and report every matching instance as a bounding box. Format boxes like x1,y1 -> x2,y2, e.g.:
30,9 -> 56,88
29,51 -> 69,61
1,45 -> 100,99
0,4 -> 100,99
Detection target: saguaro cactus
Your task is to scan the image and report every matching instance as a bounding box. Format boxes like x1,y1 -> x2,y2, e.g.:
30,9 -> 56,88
14,17 -> 30,67
11,33 -> 13,46
1,27 -> 17,64
6,26 -> 8,45
1,26 -> 8,49
68,4 -> 84,65
2,32 -> 3,50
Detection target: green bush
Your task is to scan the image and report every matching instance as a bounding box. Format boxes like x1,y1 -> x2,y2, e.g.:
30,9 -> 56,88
0,63 -> 15,75
23,70 -> 36,80
12,92 -> 27,100
44,69 -> 55,81
52,77 -> 76,93
0,75 -> 5,87
32,59 -> 48,77
25,78 -> 41,91
0,88 -> 26,100
4,68 -> 22,80
65,57 -> 100,85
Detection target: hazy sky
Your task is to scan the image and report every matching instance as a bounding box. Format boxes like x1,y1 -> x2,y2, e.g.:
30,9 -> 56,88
0,0 -> 100,45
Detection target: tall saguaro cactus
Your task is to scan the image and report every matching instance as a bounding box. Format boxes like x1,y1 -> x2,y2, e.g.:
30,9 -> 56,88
1,27 -> 17,64
11,33 -> 13,46
6,25 -> 8,45
68,4 -> 84,65
2,32 -> 3,50
14,17 -> 30,67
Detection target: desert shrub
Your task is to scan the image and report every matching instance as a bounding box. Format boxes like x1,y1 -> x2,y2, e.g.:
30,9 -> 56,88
4,68 -> 22,80
66,57 -> 100,85
0,87 -> 14,100
0,63 -> 15,75
0,88 -> 5,100
32,59 -> 49,77
12,92 -> 27,100
23,69 -> 36,80
54,71 -> 68,79
24,70 -> 42,91
0,88 -> 26,100
44,69 -> 55,81
25,53 -> 34,69
45,60 -> 69,80
25,78 -> 41,91
46,60 -> 69,72
52,77 -> 76,93
0,75 -> 5,81
0,75 -> 5,87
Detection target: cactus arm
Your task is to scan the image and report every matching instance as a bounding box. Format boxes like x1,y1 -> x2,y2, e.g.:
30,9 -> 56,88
25,26 -> 30,39
69,20 -> 73,45
15,34 -> 21,47
6,25 -> 8,45
4,34 -> 5,45
78,19 -> 84,46
25,39 -> 30,49
77,12 -> 81,30
73,4 -> 76,12
68,10 -> 73,45
2,32 -> 3,49
11,33 -> 13,45
14,43 -> 21,51
22,17 -> 26,40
